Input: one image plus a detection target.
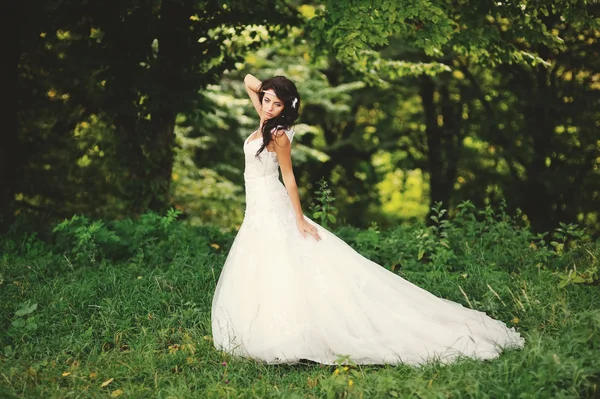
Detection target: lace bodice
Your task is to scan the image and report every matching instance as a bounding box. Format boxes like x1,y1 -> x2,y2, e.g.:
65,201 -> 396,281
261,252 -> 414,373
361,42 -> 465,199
243,129 -> 294,180
242,129 -> 296,228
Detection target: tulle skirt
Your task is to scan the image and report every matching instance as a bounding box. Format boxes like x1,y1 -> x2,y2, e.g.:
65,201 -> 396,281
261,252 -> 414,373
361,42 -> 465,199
211,176 -> 524,365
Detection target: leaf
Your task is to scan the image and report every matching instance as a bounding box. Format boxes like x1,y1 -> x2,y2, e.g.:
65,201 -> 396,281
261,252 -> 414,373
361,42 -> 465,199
111,389 -> 124,397
26,321 -> 38,331
11,319 -> 25,328
328,214 -> 337,223
101,378 -> 114,387
62,371 -> 71,377
418,249 -> 425,260
15,302 -> 38,317
558,279 -> 569,289
571,275 -> 585,284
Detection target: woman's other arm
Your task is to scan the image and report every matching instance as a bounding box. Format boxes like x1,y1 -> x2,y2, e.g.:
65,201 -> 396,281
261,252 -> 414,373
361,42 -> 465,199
244,74 -> 262,117
273,131 -> 321,241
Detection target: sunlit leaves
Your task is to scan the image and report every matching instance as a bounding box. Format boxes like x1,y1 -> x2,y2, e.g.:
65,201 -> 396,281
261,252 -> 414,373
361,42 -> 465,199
308,0 -> 596,85
100,378 -> 114,387
298,4 -> 317,19
308,0 -> 454,83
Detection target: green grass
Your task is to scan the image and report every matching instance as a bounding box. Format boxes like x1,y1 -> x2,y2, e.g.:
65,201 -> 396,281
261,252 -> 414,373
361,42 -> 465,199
1,207 -> 599,398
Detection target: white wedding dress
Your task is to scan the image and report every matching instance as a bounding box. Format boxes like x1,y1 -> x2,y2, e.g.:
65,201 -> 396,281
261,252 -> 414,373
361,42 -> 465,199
211,130 -> 524,365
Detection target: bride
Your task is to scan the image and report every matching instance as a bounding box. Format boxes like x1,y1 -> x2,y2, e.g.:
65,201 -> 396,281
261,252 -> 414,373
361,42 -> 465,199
210,73 -> 524,365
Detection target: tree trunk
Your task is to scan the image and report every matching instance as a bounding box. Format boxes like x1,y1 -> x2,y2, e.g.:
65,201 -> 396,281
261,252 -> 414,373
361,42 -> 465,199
521,67 -> 556,234
143,0 -> 194,212
420,75 -> 446,216
420,75 -> 463,220
440,84 -> 461,203
0,3 -> 25,230
110,1 -> 190,215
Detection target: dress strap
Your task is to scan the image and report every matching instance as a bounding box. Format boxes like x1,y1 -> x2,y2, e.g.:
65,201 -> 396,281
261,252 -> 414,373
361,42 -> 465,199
271,126 -> 295,144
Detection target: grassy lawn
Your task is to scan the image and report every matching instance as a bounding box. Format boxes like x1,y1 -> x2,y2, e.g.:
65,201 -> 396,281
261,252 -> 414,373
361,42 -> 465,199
1,209 -> 599,398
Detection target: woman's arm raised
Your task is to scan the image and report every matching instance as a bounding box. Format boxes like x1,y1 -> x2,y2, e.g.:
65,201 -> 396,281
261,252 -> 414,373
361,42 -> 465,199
272,131 -> 321,241
244,74 -> 262,117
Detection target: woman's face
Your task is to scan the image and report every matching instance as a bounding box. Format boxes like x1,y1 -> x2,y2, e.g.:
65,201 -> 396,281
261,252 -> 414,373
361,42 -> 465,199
261,90 -> 284,120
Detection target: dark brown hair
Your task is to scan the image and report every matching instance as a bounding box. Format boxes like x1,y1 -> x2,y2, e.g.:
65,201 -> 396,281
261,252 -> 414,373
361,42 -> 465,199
256,76 -> 301,157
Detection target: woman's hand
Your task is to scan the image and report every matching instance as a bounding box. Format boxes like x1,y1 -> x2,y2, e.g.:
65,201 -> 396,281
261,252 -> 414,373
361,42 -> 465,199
297,218 -> 321,241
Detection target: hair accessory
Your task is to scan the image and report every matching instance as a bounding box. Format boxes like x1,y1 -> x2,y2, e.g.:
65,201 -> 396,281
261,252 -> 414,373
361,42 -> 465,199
292,97 -> 298,109
262,89 -> 277,97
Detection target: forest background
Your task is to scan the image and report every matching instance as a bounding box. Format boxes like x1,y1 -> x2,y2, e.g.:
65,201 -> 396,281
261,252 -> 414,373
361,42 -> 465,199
2,2 -> 600,397
2,0 -> 600,235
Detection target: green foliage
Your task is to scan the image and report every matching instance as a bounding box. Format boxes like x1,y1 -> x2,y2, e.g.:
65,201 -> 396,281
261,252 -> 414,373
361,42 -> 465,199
310,178 -> 338,228
344,224 -> 382,262
5,0 -> 599,238
318,358 -> 362,398
8,0 -> 300,227
308,0 -> 455,85
1,205 -> 600,397
304,0 -> 600,236
49,209 -> 231,269
551,222 -> 590,255
9,301 -> 39,336
309,0 -> 596,84
456,13 -> 600,234
555,241 -> 600,289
